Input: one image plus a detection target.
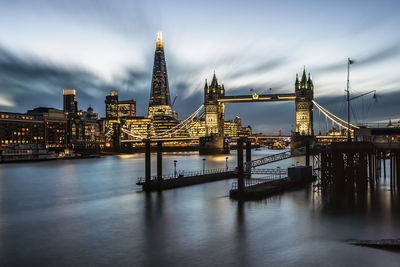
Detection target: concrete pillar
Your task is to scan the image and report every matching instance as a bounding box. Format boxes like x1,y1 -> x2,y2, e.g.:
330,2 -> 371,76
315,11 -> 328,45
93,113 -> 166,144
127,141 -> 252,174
237,139 -> 244,193
145,140 -> 151,186
383,151 -> 387,180
390,152 -> 393,189
157,141 -> 162,183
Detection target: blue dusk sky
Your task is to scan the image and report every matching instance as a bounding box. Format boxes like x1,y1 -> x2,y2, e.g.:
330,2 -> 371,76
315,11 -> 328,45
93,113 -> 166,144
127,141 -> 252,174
0,0 -> 400,133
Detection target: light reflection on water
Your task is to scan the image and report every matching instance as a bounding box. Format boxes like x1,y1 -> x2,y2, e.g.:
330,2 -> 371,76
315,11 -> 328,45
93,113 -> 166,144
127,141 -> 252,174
0,148 -> 399,266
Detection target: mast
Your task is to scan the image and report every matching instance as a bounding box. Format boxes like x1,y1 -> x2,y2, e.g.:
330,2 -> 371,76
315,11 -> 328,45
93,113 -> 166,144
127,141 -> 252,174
347,58 -> 351,142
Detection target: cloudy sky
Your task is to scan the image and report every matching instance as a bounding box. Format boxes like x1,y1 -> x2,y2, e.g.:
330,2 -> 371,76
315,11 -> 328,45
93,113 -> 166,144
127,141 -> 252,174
0,0 -> 399,134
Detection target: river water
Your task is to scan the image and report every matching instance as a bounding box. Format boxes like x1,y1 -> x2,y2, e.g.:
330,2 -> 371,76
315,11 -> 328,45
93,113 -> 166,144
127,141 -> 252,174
0,148 -> 399,266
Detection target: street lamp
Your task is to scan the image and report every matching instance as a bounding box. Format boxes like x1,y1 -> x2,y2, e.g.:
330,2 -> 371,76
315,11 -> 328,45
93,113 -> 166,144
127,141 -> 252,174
203,158 -> 206,174
174,160 -> 177,178
277,166 -> 281,179
226,157 -> 229,171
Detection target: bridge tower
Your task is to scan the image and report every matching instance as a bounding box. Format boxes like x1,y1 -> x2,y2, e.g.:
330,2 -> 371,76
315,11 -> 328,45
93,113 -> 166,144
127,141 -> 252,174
204,73 -> 225,136
200,73 -> 228,154
292,68 -> 315,149
295,68 -> 314,136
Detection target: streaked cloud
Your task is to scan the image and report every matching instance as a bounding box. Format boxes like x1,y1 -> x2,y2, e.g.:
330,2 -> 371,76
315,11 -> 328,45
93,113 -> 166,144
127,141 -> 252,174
0,0 -> 399,133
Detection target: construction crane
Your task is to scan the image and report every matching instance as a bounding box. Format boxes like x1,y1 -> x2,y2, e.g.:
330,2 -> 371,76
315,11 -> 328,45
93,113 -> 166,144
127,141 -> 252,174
172,94 -> 178,107
350,90 -> 376,101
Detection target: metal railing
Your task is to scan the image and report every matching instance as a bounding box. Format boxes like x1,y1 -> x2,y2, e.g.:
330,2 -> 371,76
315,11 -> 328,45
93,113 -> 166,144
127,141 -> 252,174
248,168 -> 287,175
231,176 -> 281,190
249,147 -> 305,168
137,167 -> 236,184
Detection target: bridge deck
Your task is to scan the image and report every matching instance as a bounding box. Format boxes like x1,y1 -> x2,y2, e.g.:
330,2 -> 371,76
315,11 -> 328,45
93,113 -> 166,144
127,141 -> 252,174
218,93 -> 295,103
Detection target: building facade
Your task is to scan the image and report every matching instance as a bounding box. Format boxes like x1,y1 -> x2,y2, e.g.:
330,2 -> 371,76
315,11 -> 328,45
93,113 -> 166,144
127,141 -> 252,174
27,107 -> 68,149
118,100 -> 136,118
0,112 -> 45,147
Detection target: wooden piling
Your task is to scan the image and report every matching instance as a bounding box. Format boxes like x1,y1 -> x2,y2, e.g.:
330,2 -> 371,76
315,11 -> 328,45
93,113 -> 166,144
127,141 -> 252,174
237,138 -> 244,193
157,141 -> 162,183
383,151 -> 386,181
145,140 -> 151,186
245,140 -> 251,175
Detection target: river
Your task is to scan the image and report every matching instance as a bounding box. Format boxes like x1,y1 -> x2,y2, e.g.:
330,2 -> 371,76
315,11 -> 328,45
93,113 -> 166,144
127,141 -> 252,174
0,148 -> 399,266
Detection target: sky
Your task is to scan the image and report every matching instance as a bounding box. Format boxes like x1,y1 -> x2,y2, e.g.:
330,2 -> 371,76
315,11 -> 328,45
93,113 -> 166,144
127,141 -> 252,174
0,0 -> 400,134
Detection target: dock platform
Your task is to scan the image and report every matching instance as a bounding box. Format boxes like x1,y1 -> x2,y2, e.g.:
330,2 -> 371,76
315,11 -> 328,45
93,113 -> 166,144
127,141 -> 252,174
137,168 -> 236,191
230,166 -> 315,200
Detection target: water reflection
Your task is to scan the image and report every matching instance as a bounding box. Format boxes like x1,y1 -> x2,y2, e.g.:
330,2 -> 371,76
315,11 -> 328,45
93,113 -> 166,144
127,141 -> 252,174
0,149 -> 399,266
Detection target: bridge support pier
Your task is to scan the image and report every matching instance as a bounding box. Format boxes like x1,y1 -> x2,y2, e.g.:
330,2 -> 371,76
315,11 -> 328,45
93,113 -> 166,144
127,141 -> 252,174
145,140 -> 151,186
237,138 -> 244,193
157,141 -> 163,183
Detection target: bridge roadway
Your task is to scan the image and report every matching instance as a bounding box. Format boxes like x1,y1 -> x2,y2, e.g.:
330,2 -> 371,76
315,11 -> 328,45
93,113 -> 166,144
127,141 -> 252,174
217,93 -> 295,103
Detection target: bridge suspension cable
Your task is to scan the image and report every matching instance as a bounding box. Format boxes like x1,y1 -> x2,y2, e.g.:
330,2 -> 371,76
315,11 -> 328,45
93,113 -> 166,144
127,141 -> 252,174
118,104 -> 205,140
312,100 -> 360,132
120,128 -> 147,139
152,105 -> 204,138
105,129 -> 113,137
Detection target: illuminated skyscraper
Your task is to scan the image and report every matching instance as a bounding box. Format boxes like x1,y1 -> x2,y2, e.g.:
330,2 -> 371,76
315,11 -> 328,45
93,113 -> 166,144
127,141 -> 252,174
148,32 -> 173,118
63,89 -> 77,115
105,90 -> 119,119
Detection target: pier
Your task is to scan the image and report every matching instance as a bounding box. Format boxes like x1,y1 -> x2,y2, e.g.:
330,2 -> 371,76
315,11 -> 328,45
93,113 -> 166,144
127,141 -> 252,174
136,138 -> 311,199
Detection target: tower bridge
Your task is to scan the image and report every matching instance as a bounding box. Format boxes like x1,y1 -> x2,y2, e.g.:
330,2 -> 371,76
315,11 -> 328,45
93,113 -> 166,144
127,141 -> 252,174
117,68 -> 353,151
200,69 -> 314,153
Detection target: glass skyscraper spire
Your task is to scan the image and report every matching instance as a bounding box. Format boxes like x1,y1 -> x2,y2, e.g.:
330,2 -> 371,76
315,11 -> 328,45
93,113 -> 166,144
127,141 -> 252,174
148,32 -> 173,118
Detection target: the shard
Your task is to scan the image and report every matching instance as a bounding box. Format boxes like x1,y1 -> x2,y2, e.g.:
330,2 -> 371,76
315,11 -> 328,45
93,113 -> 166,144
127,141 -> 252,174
148,32 -> 173,118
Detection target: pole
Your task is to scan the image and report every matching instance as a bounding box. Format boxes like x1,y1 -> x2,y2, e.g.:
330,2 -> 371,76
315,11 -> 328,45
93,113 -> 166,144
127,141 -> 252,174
203,158 -> 206,174
226,157 -> 229,171
347,58 -> 351,142
145,140 -> 151,186
174,160 -> 177,178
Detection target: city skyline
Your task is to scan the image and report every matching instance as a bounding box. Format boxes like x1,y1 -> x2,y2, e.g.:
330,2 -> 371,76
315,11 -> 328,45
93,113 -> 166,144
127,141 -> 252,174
1,0 -> 400,133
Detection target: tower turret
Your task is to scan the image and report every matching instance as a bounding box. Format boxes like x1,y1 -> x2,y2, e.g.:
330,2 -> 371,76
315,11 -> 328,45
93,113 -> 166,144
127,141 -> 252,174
307,73 -> 313,90
301,67 -> 308,89
295,73 -> 300,90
